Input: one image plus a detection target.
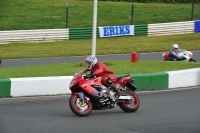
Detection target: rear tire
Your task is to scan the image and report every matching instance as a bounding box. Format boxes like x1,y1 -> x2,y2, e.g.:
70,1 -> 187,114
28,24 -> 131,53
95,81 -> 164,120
69,94 -> 92,117
189,58 -> 197,62
117,90 -> 140,112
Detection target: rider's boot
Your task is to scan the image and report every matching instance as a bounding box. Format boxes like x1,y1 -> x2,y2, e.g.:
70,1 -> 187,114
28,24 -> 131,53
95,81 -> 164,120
111,86 -> 122,99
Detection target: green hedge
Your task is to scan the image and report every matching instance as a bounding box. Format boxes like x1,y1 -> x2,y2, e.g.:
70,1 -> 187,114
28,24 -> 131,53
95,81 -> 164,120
81,0 -> 199,3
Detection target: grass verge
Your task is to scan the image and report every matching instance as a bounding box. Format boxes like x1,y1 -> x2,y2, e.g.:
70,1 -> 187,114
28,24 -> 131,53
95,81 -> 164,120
0,60 -> 199,78
0,33 -> 200,59
0,0 -> 200,30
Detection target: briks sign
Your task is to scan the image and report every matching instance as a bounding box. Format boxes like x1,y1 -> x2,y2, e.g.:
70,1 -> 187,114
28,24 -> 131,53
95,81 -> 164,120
98,25 -> 134,38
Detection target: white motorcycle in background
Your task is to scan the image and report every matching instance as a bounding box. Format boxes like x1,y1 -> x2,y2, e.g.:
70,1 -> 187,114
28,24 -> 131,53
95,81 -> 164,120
162,50 -> 197,62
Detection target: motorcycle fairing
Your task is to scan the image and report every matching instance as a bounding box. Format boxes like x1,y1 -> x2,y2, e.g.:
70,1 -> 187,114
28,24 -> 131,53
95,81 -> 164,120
74,77 -> 112,110
79,77 -> 103,95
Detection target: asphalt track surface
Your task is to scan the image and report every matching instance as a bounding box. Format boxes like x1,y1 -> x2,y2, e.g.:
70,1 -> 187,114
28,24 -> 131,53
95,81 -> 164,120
0,51 -> 200,67
0,87 -> 200,133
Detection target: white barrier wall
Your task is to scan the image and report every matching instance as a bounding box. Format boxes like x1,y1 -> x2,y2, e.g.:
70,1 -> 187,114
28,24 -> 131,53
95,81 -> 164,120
0,21 -> 196,44
7,68 -> 200,97
167,68 -> 200,88
10,76 -> 73,97
148,21 -> 194,36
0,28 -> 69,44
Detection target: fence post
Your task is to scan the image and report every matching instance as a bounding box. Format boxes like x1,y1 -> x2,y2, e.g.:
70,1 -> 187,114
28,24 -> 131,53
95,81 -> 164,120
191,0 -> 194,20
66,0 -> 69,28
131,4 -> 134,25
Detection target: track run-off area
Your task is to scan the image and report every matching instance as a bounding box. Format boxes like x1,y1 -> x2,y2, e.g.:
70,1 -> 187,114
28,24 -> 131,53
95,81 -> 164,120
0,87 -> 200,133
1,51 -> 200,67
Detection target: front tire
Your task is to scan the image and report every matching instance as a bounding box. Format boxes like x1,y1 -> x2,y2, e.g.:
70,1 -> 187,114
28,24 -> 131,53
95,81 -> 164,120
117,90 -> 140,112
69,94 -> 92,117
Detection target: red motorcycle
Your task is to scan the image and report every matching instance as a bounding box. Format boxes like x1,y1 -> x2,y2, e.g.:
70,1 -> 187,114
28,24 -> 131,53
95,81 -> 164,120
69,70 -> 140,117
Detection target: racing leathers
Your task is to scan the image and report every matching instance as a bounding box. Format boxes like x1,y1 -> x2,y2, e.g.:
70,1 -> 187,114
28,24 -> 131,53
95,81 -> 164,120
85,61 -> 119,96
168,49 -> 185,61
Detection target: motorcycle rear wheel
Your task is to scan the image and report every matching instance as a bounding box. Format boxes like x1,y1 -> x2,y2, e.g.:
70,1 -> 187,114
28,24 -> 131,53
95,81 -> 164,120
69,94 -> 92,117
189,58 -> 197,62
117,90 -> 140,112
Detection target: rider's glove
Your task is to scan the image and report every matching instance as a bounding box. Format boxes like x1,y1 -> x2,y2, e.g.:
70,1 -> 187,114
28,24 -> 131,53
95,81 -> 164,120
84,73 -> 96,79
84,69 -> 89,73
88,73 -> 95,78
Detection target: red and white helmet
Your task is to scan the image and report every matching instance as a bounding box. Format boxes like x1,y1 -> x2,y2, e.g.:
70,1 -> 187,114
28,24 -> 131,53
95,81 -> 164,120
85,55 -> 98,70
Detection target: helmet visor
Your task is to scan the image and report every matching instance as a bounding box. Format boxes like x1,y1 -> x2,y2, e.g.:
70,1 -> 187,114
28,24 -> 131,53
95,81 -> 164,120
86,61 -> 91,68
174,48 -> 178,51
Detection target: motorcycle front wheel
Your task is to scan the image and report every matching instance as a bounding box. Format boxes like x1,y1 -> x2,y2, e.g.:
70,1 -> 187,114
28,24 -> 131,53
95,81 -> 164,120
117,90 -> 140,112
69,94 -> 92,117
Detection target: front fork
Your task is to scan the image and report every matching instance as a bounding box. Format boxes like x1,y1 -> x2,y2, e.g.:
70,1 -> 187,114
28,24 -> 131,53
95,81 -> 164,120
72,91 -> 90,102
78,91 -> 85,102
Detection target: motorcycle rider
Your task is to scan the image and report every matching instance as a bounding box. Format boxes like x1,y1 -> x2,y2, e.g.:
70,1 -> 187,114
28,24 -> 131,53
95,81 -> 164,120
168,44 -> 185,61
84,55 -> 120,98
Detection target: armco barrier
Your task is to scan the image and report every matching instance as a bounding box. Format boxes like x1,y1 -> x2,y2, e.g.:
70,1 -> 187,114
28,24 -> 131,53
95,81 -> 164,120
0,29 -> 69,44
134,24 -> 148,36
148,21 -> 194,36
195,20 -> 200,32
1,20 -> 199,44
69,27 -> 100,40
0,68 -> 199,98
